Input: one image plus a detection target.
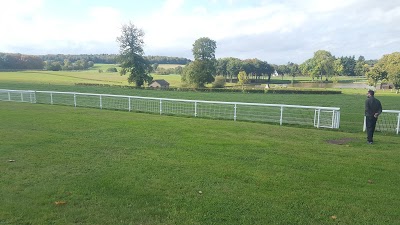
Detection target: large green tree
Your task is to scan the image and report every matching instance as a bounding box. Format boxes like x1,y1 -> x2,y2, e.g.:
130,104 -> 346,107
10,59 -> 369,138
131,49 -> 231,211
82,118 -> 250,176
312,50 -> 335,81
366,65 -> 387,87
192,37 -> 217,61
117,22 -> 152,87
182,37 -> 217,87
182,60 -> 215,87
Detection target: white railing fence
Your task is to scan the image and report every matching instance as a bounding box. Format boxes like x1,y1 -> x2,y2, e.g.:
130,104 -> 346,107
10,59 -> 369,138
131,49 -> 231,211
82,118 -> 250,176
363,110 -> 400,135
1,89 -> 340,129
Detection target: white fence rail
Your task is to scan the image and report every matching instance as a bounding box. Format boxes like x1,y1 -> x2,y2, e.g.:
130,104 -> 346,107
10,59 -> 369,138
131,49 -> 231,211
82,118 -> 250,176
0,89 -> 341,129
363,110 -> 400,135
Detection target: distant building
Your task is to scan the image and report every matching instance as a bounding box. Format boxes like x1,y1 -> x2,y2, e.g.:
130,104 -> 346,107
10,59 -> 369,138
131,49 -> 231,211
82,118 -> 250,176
149,79 -> 170,88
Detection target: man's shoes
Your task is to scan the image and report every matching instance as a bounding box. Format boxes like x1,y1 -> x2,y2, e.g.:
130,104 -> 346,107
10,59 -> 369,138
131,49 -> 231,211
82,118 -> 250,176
367,141 -> 373,144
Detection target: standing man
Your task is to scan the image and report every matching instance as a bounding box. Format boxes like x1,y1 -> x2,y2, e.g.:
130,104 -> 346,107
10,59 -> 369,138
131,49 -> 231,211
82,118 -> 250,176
365,90 -> 382,144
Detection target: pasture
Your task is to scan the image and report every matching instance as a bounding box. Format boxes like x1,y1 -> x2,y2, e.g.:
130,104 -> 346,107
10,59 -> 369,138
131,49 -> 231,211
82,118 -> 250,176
1,67 -> 400,224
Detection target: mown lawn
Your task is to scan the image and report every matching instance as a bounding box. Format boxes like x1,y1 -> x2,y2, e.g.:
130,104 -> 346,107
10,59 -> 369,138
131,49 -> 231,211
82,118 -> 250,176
1,101 -> 400,224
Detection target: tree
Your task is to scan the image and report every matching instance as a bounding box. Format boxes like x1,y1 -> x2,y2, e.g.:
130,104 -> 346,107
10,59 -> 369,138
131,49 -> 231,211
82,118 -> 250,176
312,50 -> 334,81
192,37 -> 217,61
340,56 -> 356,76
275,64 -> 289,80
354,56 -> 366,77
182,37 -> 217,87
116,22 -> 152,86
376,52 -> 400,93
287,62 -> 300,83
216,58 -> 229,77
212,75 -> 226,88
226,57 -> 242,81
182,60 -> 215,88
237,71 -> 248,90
366,65 -> 387,87
333,58 -> 344,77
300,59 -> 318,81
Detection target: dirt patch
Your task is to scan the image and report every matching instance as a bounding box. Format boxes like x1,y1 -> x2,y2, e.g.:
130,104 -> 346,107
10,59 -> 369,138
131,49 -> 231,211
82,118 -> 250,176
326,138 -> 355,145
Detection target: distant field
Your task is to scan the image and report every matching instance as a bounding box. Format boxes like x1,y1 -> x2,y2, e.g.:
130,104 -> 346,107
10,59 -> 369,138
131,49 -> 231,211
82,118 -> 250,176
0,64 -> 182,87
157,64 -> 185,69
1,101 -> 400,224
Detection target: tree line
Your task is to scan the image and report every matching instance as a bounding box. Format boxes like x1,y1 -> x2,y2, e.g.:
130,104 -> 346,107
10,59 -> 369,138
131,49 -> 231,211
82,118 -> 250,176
0,52 -> 191,71
115,21 -> 400,91
0,53 -> 44,70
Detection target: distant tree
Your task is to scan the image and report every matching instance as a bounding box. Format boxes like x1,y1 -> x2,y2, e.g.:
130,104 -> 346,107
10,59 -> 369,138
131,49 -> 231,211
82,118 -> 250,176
116,22 -> 152,86
237,70 -> 248,90
106,67 -> 118,72
376,52 -> 400,93
333,58 -> 344,77
174,66 -> 183,75
216,58 -> 230,76
152,63 -> 159,72
287,62 -> 300,83
192,37 -> 216,61
226,57 -> 242,81
300,59 -> 316,80
182,37 -> 217,87
45,61 -> 62,71
312,50 -> 335,81
354,56 -> 366,77
212,75 -> 226,88
275,64 -> 289,80
0,53 -> 44,70
340,56 -> 356,76
182,60 -> 215,87
366,65 -> 387,87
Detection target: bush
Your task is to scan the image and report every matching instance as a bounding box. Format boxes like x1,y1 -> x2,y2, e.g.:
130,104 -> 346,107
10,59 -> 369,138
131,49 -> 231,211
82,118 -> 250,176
106,67 -> 118,73
212,76 -> 226,88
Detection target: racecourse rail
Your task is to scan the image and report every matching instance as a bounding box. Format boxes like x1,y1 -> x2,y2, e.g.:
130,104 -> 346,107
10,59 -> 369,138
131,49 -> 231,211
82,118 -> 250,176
3,88 -> 397,133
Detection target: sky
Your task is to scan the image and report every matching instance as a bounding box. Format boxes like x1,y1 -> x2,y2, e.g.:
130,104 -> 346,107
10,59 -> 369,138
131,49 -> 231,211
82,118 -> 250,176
1,0 -> 399,64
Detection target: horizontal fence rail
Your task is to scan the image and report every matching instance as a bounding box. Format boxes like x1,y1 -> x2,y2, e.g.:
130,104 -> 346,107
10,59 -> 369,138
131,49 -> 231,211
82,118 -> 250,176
0,89 -> 341,129
363,110 -> 400,135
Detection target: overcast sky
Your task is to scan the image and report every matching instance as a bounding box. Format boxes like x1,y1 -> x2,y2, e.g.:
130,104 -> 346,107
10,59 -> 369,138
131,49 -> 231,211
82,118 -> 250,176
1,0 -> 399,64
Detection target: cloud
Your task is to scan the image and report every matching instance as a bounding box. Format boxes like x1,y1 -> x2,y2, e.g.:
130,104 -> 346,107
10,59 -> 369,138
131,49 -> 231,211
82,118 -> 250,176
1,0 -> 399,63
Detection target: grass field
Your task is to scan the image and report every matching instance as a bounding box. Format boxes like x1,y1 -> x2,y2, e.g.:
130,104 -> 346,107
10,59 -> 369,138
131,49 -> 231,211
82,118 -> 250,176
1,67 -> 400,224
0,64 -> 183,87
1,101 -> 400,224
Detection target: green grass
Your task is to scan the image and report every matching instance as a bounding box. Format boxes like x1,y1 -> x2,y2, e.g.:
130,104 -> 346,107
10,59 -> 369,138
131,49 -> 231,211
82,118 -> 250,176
0,66 -> 183,88
1,101 -> 400,224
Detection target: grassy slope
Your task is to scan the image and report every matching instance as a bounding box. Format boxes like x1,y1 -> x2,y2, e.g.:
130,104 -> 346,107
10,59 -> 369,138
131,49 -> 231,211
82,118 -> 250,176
1,101 -> 399,224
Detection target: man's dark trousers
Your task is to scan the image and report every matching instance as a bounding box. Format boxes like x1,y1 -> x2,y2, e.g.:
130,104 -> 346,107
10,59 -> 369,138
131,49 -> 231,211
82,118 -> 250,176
366,116 -> 378,142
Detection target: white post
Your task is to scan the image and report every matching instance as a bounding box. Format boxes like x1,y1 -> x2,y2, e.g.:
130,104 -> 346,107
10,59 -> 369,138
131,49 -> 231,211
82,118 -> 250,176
335,111 -> 341,129
397,112 -> 400,135
100,95 -> 102,109
8,92 -> 10,101
194,102 -> 197,117
74,94 -> 77,107
280,106 -> 284,125
363,116 -> 366,132
317,109 -> 321,128
129,97 -> 131,112
21,92 -> 24,102
234,104 -> 237,121
160,99 -> 162,115
50,93 -> 53,104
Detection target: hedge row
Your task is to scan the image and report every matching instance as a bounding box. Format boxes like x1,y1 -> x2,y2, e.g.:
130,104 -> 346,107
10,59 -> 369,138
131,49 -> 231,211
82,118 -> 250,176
75,83 -> 342,94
